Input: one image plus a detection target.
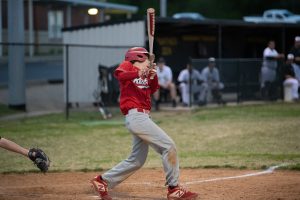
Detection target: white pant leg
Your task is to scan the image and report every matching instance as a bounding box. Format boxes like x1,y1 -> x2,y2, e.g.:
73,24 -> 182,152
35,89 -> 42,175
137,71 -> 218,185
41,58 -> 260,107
103,112 -> 179,188
102,134 -> 149,188
283,78 -> 299,99
198,83 -> 208,102
261,66 -> 276,88
180,83 -> 190,105
127,112 -> 179,187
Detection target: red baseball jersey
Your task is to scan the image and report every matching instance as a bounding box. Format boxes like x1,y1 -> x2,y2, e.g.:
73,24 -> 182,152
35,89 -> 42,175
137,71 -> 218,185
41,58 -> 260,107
114,61 -> 159,115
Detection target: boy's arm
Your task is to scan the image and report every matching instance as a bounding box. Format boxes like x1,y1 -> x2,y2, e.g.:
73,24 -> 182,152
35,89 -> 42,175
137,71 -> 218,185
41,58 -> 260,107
114,69 -> 139,81
149,74 -> 159,94
114,61 -> 139,81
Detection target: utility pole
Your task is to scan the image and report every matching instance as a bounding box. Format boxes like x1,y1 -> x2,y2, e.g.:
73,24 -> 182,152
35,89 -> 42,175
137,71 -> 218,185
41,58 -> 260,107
8,0 -> 26,110
28,0 -> 34,56
0,0 -> 2,57
160,0 -> 167,17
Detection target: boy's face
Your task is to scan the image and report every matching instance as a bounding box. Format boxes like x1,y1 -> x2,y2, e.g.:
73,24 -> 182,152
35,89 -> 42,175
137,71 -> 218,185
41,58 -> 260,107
141,57 -> 150,68
133,54 -> 150,68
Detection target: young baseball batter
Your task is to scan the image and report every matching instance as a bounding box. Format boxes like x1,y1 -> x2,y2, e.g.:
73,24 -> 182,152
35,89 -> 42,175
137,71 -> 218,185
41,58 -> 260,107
91,47 -> 198,200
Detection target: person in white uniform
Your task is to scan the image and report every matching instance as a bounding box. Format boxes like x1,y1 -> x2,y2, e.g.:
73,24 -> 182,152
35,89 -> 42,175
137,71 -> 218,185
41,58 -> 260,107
260,40 -> 284,100
201,57 -> 226,105
178,60 -> 208,106
283,54 -> 299,101
153,57 -> 177,110
289,37 -> 300,91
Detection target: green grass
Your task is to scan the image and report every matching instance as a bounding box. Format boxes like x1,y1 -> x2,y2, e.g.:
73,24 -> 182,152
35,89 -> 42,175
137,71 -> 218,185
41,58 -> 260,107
0,103 -> 300,173
0,103 -> 22,117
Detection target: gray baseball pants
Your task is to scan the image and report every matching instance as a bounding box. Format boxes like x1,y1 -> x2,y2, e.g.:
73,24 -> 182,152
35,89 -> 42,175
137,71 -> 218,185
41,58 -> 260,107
102,109 -> 179,188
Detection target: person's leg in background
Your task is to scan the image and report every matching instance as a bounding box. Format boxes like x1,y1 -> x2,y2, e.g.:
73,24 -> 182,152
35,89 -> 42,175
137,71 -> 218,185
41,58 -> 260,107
153,89 -> 161,110
179,83 -> 189,106
211,82 -> 226,105
167,83 -> 177,107
198,82 -> 208,106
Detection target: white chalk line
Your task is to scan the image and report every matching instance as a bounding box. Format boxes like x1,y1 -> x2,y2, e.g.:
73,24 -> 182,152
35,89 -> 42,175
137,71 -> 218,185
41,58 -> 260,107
124,163 -> 288,187
185,163 -> 287,185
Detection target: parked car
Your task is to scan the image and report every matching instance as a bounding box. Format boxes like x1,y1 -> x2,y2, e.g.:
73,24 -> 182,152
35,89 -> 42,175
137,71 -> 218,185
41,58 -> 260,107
243,9 -> 300,23
172,12 -> 205,20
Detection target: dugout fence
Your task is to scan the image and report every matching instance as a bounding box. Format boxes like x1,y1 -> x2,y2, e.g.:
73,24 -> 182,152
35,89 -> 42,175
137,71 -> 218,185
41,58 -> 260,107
191,58 -> 285,104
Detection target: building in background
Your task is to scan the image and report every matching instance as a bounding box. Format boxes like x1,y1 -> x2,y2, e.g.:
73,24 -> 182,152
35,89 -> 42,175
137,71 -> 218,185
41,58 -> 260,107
0,0 -> 138,56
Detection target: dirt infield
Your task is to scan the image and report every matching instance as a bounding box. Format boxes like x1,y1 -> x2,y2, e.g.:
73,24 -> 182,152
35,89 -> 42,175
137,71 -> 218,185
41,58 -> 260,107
0,168 -> 300,200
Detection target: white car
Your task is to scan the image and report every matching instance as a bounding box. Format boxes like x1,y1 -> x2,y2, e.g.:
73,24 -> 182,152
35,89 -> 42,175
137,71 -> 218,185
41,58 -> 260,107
243,9 -> 300,23
172,12 -> 205,20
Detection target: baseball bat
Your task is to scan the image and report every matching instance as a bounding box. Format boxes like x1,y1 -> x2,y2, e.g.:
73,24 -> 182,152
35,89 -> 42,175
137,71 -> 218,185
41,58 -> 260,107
147,8 -> 155,61
147,8 -> 155,79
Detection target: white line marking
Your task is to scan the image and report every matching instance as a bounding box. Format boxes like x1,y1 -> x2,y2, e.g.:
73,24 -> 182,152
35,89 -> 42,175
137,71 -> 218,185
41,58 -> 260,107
122,164 -> 288,187
184,164 -> 287,185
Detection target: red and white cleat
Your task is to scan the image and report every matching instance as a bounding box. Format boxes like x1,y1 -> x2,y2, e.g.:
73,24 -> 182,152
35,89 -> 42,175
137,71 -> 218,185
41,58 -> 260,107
90,175 -> 112,200
167,185 -> 198,200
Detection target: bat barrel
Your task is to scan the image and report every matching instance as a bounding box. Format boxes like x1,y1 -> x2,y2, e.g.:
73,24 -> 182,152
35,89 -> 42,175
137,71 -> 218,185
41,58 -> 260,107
147,8 -> 155,55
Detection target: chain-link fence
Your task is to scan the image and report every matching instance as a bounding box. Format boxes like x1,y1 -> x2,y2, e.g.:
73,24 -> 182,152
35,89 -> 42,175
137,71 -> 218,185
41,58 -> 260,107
192,58 -> 285,103
0,42 -> 64,113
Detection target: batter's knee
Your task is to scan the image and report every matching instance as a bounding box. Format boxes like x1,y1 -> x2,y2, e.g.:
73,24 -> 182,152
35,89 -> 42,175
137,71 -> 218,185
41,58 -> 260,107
167,145 -> 178,167
131,157 -> 146,170
127,154 -> 147,170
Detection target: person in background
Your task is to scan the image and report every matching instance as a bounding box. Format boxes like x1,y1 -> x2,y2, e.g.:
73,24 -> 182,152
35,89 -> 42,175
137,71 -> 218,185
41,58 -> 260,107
153,57 -> 177,110
178,60 -> 207,106
201,57 -> 226,105
289,36 -> 300,92
283,54 -> 299,101
93,67 -> 112,119
260,40 -> 284,100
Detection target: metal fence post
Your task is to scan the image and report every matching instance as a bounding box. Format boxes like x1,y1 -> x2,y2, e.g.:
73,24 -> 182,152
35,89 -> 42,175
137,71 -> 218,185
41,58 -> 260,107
189,70 -> 192,107
65,44 -> 69,120
237,59 -> 240,104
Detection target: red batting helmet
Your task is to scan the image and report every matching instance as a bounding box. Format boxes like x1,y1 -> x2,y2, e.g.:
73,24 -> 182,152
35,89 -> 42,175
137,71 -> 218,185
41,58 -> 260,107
125,47 -> 149,62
